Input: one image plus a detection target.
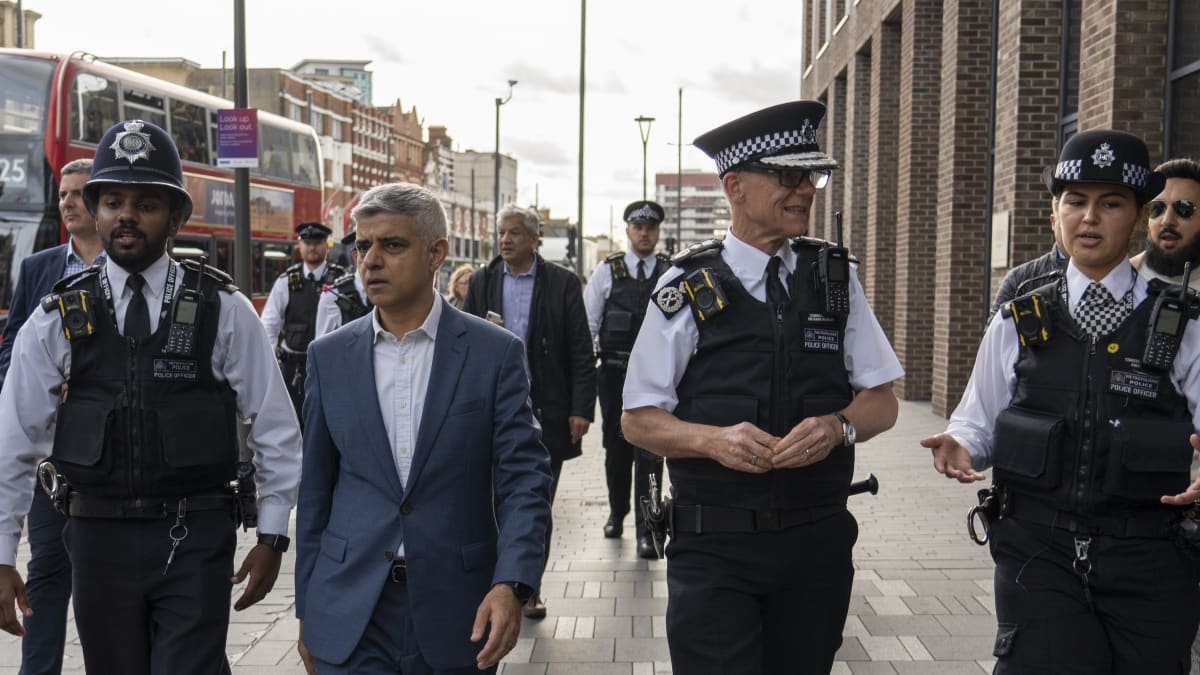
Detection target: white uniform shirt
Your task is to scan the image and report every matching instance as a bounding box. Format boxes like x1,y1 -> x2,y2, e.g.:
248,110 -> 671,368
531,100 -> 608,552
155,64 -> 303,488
584,248 -> 662,341
946,259 -> 1200,469
371,298 -> 441,556
622,228 -> 905,413
259,260 -> 328,348
0,254 -> 302,565
315,270 -> 366,338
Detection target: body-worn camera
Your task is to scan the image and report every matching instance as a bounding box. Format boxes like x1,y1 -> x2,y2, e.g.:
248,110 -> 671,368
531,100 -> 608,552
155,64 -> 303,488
57,290 -> 96,340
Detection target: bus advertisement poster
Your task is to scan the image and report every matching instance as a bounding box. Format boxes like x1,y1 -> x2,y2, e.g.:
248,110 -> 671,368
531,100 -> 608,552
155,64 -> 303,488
217,108 -> 259,168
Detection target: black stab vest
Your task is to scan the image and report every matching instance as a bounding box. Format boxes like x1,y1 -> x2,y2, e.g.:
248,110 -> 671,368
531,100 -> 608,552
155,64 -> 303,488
328,273 -> 370,325
50,266 -> 240,498
671,244 -> 854,510
992,282 -> 1194,516
282,263 -> 343,351
598,253 -> 669,363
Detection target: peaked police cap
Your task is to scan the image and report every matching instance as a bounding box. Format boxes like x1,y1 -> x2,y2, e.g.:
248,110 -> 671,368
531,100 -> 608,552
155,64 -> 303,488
1042,129 -> 1165,205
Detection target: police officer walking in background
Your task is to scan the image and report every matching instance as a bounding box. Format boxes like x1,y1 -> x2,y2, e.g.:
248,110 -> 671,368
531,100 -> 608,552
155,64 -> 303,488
622,101 -> 903,674
0,119 -> 301,674
924,130 -> 1200,673
260,222 -> 344,415
314,229 -> 370,338
583,200 -> 670,559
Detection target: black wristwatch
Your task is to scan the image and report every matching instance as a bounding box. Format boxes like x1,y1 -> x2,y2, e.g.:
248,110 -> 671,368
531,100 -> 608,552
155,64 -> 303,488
500,581 -> 535,603
257,533 -> 291,553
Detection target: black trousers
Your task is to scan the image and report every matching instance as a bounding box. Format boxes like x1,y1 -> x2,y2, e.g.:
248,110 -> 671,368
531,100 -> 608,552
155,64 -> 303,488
278,353 -> 306,421
63,510 -> 236,675
665,509 -> 858,675
598,365 -> 663,535
989,516 -> 1200,674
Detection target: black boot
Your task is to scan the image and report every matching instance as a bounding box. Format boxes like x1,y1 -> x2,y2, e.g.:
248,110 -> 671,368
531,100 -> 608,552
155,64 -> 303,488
637,534 -> 658,559
603,514 -> 623,538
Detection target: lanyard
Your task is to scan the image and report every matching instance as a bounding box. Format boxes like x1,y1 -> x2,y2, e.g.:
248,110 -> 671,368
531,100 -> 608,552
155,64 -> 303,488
97,262 -> 180,332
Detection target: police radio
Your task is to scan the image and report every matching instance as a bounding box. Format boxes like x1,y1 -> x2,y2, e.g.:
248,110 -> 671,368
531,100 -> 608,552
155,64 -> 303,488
819,212 -> 851,315
164,258 -> 205,356
1143,262 -> 1193,371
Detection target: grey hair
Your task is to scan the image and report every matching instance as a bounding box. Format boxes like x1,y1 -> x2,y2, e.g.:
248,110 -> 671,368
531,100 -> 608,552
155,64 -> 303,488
352,182 -> 447,243
61,158 -> 93,178
497,204 -> 540,236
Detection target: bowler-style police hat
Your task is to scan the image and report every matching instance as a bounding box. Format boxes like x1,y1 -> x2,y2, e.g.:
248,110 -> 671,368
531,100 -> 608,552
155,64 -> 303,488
1042,129 -> 1165,205
623,200 -> 665,226
693,101 -> 838,177
295,222 -> 332,241
84,119 -> 193,224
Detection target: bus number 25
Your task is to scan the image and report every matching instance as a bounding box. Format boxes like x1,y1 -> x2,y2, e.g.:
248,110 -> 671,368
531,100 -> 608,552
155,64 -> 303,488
0,157 -> 27,185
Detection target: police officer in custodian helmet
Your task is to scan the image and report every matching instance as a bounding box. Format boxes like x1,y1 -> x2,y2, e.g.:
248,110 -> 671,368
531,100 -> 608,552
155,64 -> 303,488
0,119 -> 301,674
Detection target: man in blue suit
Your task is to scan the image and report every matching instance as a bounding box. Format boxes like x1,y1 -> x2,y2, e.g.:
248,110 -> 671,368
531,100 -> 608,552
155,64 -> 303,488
0,158 -> 105,675
296,182 -> 552,674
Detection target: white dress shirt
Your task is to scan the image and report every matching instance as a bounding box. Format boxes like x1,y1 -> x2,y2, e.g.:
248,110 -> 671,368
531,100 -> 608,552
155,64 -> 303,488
260,260 -> 328,347
622,228 -> 905,413
0,253 -> 302,565
583,248 -> 661,340
946,258 -> 1200,469
371,297 -> 441,556
315,270 -> 366,338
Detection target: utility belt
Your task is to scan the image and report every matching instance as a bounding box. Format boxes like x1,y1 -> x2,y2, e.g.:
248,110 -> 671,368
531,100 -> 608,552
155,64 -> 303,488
65,493 -> 236,519
968,486 -> 1178,543
275,346 -> 307,363
669,502 -> 845,534
599,351 -> 629,369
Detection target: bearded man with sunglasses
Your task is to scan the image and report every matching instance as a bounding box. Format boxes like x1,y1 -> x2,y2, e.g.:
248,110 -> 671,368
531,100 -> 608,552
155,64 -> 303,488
621,101 -> 902,675
1132,158 -> 1200,290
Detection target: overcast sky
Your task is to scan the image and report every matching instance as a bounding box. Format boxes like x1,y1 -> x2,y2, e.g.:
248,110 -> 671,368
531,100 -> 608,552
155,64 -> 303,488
34,0 -> 803,237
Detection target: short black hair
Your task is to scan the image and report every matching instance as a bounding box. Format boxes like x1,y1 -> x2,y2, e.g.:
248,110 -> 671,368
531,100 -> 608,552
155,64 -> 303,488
1156,158 -> 1200,184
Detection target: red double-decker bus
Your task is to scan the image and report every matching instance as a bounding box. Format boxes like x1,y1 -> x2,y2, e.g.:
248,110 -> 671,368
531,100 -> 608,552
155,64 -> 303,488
0,49 -> 324,316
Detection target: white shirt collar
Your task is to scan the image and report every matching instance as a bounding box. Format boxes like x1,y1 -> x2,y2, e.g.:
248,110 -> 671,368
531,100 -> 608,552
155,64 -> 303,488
304,261 -> 327,279
371,293 -> 442,344
1064,258 -> 1138,315
105,253 -> 172,302
623,248 -> 657,271
723,228 -> 796,278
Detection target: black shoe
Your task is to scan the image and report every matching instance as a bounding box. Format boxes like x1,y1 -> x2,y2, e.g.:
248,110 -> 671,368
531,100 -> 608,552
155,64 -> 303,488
603,515 -> 623,538
637,534 -> 659,559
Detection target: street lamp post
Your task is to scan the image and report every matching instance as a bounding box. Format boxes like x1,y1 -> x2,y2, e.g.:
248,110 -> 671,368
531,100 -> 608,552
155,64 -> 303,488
493,80 -> 517,253
635,115 -> 655,201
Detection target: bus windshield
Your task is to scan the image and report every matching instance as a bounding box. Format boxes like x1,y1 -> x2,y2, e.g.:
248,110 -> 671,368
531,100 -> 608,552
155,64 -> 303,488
0,54 -> 54,207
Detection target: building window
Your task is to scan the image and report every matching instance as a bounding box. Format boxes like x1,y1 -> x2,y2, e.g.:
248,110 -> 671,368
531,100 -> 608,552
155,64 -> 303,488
1167,0 -> 1200,158
1057,0 -> 1081,151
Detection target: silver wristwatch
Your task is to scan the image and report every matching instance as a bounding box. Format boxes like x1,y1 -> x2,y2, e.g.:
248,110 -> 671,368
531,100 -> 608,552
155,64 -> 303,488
833,411 -> 856,446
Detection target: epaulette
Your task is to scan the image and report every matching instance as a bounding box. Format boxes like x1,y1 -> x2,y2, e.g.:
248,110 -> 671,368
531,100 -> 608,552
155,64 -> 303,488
49,267 -> 99,295
1013,270 -> 1063,299
655,252 -> 670,263
283,262 -> 303,276
325,272 -> 357,292
790,236 -> 860,264
670,239 -> 723,266
607,253 -> 630,280
180,259 -> 240,294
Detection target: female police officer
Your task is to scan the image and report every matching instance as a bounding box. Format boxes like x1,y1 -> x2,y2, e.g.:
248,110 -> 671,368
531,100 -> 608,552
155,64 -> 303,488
924,129 -> 1200,673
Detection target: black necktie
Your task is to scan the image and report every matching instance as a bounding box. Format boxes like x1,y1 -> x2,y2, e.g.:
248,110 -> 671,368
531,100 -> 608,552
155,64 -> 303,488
636,260 -> 646,281
766,256 -> 788,304
124,274 -> 150,339
308,272 -> 317,283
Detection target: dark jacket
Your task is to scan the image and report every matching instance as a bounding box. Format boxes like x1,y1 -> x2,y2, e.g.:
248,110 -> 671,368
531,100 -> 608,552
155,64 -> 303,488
463,254 -> 596,462
989,247 -> 1068,320
0,243 -> 68,381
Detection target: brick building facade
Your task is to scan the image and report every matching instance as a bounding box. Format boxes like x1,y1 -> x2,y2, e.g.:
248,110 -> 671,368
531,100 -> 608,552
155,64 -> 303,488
802,0 -> 1200,415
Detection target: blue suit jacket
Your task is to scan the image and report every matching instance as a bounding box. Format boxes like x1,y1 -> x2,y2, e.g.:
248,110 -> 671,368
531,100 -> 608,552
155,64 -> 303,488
0,244 -> 69,380
295,299 -> 552,669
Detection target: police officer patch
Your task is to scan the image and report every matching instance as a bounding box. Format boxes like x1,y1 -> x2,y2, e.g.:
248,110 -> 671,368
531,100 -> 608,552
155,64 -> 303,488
111,120 -> 156,164
655,282 -> 688,318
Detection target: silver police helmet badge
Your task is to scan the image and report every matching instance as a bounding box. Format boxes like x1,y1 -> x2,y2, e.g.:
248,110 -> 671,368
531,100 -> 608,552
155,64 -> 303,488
110,120 -> 156,164
1091,142 -> 1115,169
656,282 -> 686,313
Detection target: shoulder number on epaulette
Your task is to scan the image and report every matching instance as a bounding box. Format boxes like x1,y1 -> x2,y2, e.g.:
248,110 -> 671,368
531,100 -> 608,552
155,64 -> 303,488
670,238 -> 723,266
608,254 -> 629,280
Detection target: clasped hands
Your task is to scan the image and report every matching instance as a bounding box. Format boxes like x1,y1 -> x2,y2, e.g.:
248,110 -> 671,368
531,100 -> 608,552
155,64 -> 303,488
713,415 -> 842,473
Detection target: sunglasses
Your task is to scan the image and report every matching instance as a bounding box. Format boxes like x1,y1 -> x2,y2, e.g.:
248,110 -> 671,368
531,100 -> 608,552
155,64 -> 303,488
740,166 -> 831,189
1149,199 -> 1196,220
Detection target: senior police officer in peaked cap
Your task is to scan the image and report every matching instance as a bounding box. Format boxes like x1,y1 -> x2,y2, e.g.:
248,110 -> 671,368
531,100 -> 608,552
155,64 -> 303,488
621,101 -> 903,674
260,221 -> 345,416
315,228 -> 371,338
583,200 -> 670,558
923,129 -> 1200,673
0,119 -> 301,674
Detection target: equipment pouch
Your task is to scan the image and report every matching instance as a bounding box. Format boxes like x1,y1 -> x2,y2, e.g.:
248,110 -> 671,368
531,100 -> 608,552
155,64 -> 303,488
992,407 -> 1064,491
1103,417 -> 1193,501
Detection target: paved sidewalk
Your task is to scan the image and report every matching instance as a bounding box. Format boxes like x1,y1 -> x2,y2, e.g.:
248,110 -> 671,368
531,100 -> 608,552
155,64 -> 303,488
0,401 -> 1009,673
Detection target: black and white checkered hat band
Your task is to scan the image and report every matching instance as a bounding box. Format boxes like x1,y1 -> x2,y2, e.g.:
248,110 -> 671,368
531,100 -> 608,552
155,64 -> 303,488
627,205 -> 659,222
713,128 -> 817,175
1055,159 -> 1083,181
1122,163 -> 1149,189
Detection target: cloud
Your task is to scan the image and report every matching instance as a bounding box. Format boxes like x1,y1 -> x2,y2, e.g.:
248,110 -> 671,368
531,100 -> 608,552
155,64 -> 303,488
706,63 -> 799,106
508,138 -> 572,167
364,34 -> 405,64
501,62 -> 626,97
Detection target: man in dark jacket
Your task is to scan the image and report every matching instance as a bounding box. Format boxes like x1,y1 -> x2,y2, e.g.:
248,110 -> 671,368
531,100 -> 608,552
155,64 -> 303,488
463,205 -> 597,619
988,209 -> 1068,320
